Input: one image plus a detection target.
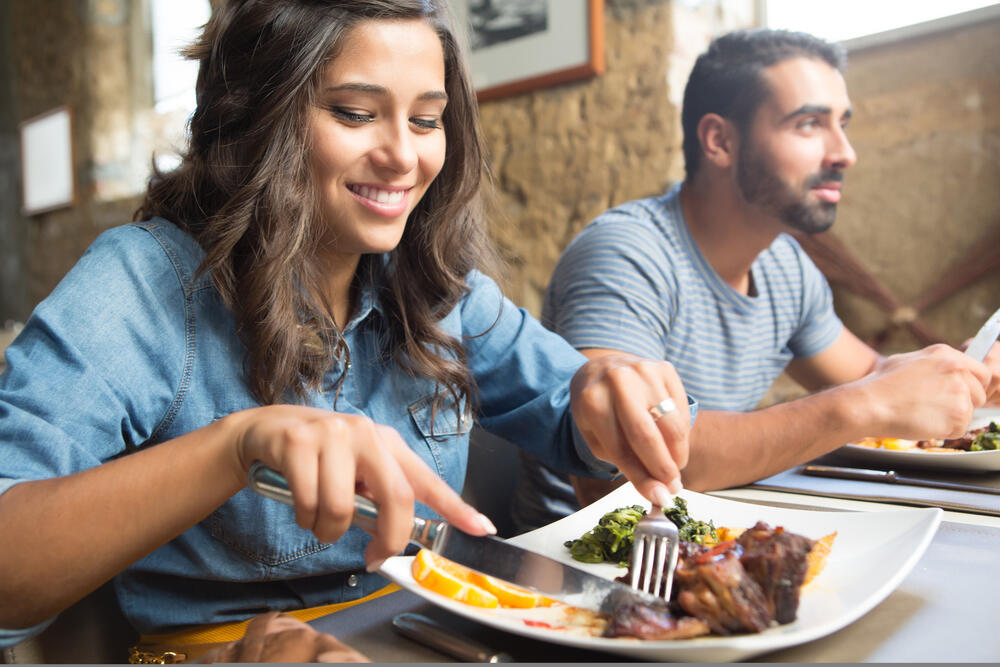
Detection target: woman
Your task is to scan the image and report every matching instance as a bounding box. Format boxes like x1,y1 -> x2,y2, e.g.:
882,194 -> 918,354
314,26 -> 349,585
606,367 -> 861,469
0,0 -> 691,657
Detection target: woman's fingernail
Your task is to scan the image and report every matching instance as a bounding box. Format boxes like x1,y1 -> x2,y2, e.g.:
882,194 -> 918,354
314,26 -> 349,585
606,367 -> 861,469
652,485 -> 673,508
668,478 -> 684,495
365,558 -> 386,573
477,513 -> 498,535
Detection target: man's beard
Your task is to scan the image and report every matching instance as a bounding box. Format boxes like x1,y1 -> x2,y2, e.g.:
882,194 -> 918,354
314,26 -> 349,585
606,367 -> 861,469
736,144 -> 841,235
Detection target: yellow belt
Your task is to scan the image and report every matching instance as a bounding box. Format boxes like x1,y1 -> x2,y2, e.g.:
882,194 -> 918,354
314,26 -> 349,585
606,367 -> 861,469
130,583 -> 400,662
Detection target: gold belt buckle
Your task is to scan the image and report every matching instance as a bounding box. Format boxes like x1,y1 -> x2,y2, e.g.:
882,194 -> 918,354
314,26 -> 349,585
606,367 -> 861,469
128,646 -> 188,664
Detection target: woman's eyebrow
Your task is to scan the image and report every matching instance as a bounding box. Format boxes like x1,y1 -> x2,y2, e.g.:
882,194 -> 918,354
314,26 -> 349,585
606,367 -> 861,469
323,83 -> 447,102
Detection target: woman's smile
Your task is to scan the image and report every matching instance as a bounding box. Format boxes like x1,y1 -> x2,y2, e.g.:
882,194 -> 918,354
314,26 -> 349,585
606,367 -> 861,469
347,183 -> 412,216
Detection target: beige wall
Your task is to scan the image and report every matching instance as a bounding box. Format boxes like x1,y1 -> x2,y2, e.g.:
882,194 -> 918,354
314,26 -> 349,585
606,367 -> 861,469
833,18 -> 1000,351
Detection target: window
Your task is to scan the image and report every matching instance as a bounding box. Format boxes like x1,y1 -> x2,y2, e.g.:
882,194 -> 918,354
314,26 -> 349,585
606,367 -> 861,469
152,0 -> 210,113
764,0 -> 1000,46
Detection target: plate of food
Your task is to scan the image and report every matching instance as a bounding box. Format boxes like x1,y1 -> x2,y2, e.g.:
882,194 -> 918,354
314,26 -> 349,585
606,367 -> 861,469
378,483 -> 941,662
835,408 -> 1000,472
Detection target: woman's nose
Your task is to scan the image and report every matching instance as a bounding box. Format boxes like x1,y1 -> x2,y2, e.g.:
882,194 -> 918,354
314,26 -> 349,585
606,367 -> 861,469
372,122 -> 418,174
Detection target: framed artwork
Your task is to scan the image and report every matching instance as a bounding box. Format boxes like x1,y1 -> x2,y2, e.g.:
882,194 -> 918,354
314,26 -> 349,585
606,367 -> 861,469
20,106 -> 76,215
452,0 -> 605,102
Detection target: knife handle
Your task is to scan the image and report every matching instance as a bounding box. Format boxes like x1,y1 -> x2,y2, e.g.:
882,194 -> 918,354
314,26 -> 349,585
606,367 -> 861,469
392,612 -> 512,663
247,462 -> 445,547
803,464 -> 895,482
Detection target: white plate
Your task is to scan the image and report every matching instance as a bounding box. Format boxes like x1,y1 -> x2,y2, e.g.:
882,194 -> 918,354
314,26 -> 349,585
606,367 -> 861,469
379,483 -> 941,662
835,408 -> 1000,472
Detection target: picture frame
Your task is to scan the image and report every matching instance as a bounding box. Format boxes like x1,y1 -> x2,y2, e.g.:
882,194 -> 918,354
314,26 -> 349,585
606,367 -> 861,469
19,106 -> 76,216
452,0 -> 605,102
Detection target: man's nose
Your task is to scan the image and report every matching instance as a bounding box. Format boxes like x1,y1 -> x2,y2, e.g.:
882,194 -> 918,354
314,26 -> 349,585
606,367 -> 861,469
827,125 -> 857,170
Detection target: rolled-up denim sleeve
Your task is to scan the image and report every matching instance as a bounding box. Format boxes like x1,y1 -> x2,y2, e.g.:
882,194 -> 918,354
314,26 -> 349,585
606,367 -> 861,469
0,617 -> 55,650
459,270 -> 699,478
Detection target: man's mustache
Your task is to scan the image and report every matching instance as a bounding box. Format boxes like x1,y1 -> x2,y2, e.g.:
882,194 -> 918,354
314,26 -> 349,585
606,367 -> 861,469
805,171 -> 845,187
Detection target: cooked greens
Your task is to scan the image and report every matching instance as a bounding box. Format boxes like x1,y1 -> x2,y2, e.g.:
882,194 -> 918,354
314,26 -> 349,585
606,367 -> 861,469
563,504 -> 644,565
564,498 -> 718,565
663,496 -> 718,545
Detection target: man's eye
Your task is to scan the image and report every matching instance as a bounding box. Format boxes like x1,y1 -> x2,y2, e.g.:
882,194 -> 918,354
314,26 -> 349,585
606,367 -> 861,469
797,118 -> 819,130
332,108 -> 373,124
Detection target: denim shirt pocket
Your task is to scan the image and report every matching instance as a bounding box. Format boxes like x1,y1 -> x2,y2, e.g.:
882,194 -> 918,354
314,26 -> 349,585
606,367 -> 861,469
208,488 -> 331,570
408,394 -> 473,487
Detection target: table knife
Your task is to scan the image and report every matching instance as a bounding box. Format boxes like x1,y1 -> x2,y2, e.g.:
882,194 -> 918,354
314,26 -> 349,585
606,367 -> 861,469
802,464 -> 1000,496
392,612 -> 512,663
965,305 -> 1000,361
247,462 -> 665,615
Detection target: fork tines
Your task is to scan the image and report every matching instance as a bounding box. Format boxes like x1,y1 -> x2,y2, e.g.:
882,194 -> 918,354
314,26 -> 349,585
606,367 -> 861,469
630,504 -> 680,600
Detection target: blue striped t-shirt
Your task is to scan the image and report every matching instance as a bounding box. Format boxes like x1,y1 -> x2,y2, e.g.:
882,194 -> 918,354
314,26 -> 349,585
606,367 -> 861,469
542,183 -> 843,411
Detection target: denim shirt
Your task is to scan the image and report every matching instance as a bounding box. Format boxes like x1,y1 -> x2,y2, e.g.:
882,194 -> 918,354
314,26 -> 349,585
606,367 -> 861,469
0,219 -> 618,644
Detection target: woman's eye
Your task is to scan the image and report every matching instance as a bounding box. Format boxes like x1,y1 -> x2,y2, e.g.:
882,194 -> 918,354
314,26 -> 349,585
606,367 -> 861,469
331,108 -> 374,124
411,116 -> 442,130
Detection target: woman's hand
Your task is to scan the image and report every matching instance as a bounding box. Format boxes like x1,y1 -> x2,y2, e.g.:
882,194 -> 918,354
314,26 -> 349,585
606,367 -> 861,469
569,353 -> 691,507
222,405 -> 495,570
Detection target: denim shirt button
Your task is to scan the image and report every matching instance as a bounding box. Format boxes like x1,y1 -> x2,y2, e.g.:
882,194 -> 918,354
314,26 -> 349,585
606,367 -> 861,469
346,574 -> 360,588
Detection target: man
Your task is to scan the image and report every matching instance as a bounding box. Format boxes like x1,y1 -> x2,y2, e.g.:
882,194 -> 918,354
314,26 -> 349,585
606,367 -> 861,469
512,28 -> 998,532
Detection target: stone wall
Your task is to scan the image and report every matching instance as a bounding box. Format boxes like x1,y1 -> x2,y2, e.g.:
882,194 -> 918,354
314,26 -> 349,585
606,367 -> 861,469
0,0 -> 145,323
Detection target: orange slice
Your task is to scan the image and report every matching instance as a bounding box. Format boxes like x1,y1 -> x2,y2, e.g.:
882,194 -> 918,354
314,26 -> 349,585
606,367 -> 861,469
411,549 -> 498,608
467,571 -> 558,609
411,549 -> 556,609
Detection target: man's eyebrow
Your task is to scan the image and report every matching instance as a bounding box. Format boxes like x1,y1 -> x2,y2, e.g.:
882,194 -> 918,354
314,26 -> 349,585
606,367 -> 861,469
781,104 -> 853,123
322,83 -> 448,101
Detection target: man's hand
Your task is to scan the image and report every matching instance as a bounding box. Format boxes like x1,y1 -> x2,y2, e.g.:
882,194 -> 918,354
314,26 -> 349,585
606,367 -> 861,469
196,612 -> 369,663
972,340 -> 1000,406
859,344 -> 990,439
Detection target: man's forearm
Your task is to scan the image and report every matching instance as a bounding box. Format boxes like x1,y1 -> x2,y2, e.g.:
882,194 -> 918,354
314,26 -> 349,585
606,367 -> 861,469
681,385 -> 867,491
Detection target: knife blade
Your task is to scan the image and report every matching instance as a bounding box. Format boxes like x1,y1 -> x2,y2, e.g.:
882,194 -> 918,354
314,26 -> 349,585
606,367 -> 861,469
247,462 -> 665,615
965,305 -> 1000,362
802,464 -> 1000,496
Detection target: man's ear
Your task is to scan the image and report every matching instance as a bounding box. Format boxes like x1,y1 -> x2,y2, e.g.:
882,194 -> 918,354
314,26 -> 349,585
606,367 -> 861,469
697,113 -> 737,168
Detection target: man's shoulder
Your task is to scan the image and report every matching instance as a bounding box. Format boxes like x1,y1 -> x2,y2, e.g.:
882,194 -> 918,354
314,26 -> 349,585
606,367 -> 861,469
590,188 -> 679,228
571,189 -> 681,252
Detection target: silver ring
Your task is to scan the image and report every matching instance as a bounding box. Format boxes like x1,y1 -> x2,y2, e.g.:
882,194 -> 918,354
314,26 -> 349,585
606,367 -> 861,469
649,397 -> 677,421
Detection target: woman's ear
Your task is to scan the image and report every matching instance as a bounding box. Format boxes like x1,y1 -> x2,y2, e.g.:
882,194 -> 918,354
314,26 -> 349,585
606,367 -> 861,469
697,113 -> 737,169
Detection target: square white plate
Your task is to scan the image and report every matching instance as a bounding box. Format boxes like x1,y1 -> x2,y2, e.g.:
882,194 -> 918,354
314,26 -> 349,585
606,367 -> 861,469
379,483 -> 941,662
836,408 -> 1000,472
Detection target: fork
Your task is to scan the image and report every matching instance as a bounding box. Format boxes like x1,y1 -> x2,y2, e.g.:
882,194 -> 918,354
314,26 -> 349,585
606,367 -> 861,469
629,504 -> 680,600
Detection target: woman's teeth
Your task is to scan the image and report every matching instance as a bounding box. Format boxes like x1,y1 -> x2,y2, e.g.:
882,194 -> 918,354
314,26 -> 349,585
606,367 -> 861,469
352,185 -> 404,204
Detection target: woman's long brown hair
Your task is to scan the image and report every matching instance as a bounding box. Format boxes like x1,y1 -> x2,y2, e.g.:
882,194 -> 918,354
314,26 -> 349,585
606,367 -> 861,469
136,0 -> 500,424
